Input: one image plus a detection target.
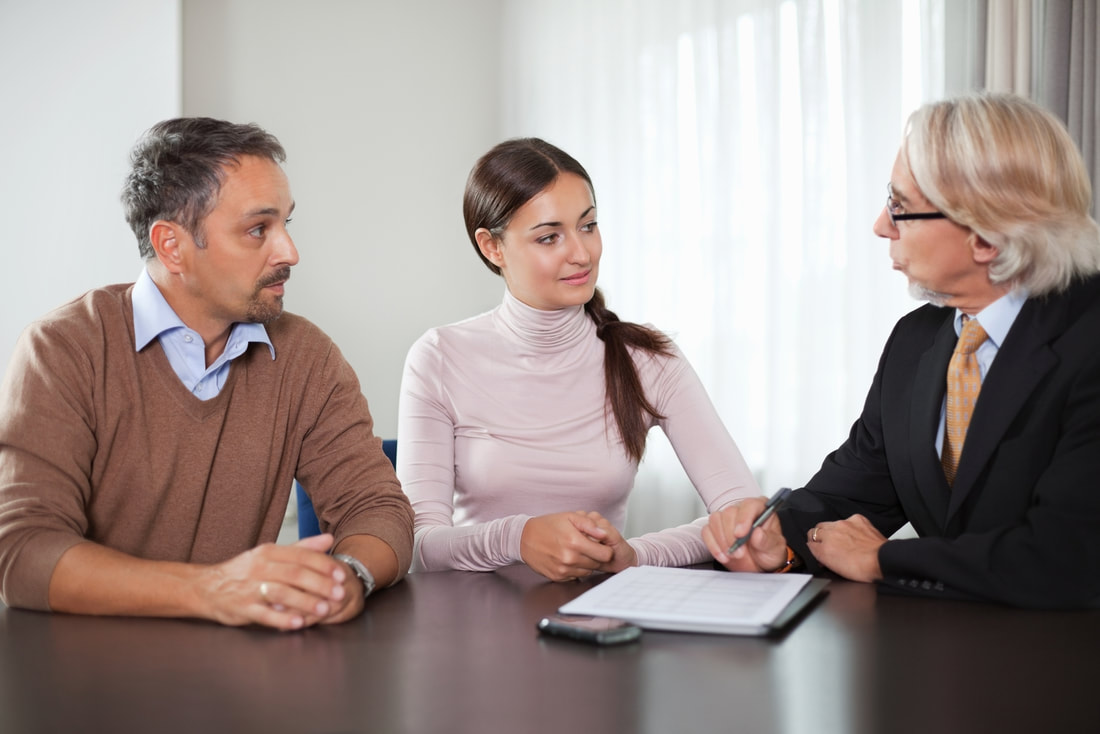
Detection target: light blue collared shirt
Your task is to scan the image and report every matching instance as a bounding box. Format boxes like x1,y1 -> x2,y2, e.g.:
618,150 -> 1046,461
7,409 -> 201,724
935,289 -> 1028,457
132,269 -> 276,400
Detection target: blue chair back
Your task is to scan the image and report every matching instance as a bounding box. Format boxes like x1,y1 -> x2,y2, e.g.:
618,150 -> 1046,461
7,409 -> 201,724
296,439 -> 397,539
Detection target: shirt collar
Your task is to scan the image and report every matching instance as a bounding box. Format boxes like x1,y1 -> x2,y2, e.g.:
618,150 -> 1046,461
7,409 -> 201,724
955,288 -> 1028,348
132,268 -> 276,359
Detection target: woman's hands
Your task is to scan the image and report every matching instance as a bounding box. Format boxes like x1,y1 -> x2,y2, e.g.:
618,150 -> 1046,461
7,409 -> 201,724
520,511 -> 637,582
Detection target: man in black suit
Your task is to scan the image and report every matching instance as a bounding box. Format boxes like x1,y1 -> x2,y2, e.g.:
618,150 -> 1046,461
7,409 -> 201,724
703,93 -> 1100,608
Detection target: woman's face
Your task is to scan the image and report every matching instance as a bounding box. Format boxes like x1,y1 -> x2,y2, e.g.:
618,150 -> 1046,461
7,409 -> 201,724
476,172 -> 601,311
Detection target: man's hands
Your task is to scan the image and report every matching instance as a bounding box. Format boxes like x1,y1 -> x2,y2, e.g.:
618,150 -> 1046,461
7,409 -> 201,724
702,497 -> 790,572
804,515 -> 885,582
48,533 -> 386,632
702,496 -> 887,582
520,511 -> 637,582
196,533 -> 362,631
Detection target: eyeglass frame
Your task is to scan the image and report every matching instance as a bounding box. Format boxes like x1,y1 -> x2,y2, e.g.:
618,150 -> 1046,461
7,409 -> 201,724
885,184 -> 947,228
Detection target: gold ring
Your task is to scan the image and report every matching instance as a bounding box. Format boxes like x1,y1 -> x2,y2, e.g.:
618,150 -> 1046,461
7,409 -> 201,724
259,582 -> 271,601
812,527 -> 819,543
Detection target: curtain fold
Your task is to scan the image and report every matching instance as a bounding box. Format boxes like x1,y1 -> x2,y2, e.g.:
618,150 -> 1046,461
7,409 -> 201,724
987,0 -> 1099,214
986,0 -> 1033,94
1042,0 -> 1099,214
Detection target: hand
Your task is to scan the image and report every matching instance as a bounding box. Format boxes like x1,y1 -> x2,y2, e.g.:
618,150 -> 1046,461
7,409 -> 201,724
520,511 -> 614,582
582,511 -> 638,574
195,533 -> 352,631
314,556 -> 366,625
805,515 -> 886,582
702,497 -> 789,572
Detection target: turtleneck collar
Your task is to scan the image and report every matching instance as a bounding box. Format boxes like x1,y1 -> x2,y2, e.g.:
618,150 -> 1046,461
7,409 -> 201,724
496,288 -> 592,352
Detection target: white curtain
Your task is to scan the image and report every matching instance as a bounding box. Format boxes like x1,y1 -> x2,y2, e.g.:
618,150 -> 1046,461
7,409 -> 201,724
500,0 -> 954,533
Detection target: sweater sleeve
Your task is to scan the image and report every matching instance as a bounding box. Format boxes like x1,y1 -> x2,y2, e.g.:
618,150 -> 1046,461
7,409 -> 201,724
396,334 -> 529,572
0,321 -> 96,610
294,337 -> 414,582
628,346 -> 761,567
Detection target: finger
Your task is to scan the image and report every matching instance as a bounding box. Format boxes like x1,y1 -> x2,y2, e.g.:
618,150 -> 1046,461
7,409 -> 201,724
257,538 -> 350,585
250,600 -> 316,632
730,497 -> 768,538
260,538 -> 341,575
253,551 -> 348,609
705,512 -> 734,557
292,533 -> 336,554
701,524 -> 729,564
805,535 -> 827,564
568,512 -> 608,540
747,519 -> 787,562
563,542 -> 613,568
257,578 -> 340,619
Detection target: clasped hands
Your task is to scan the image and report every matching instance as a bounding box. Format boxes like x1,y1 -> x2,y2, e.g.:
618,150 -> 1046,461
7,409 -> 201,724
702,497 -> 886,582
199,533 -> 364,631
520,511 -> 637,582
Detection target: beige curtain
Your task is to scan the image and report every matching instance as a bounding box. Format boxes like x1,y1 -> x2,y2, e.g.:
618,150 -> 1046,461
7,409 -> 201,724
985,0 -> 1035,94
986,0 -> 1100,214
1038,0 -> 1099,214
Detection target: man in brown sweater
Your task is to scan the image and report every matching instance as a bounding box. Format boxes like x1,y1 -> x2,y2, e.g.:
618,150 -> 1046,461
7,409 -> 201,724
0,118 -> 413,630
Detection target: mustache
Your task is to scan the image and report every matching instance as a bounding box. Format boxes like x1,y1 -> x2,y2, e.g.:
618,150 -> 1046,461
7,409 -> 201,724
257,266 -> 291,289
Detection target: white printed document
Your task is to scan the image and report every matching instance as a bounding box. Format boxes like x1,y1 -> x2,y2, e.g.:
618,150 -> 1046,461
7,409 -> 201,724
558,565 -> 824,636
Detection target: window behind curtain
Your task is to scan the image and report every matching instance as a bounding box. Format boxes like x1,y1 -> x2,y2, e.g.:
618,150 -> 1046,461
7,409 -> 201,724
500,0 -> 953,533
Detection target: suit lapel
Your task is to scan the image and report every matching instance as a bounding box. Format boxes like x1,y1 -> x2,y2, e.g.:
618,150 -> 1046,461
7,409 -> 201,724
946,294 -> 1064,521
909,315 -> 957,527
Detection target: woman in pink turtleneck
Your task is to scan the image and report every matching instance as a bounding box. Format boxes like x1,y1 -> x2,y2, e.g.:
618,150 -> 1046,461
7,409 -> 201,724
397,138 -> 759,581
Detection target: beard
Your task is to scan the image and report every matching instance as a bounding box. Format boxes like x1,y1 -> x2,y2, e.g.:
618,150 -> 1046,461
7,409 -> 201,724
908,280 -> 952,307
246,266 -> 291,323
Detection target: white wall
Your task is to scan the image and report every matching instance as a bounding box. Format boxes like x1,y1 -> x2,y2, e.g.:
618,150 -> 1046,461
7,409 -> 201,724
182,0 -> 505,437
0,0 -> 181,383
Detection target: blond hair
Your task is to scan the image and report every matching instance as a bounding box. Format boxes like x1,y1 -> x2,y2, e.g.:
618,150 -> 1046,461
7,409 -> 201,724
903,93 -> 1100,296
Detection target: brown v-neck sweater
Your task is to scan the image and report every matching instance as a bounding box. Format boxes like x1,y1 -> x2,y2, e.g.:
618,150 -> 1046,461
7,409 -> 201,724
0,283 -> 412,610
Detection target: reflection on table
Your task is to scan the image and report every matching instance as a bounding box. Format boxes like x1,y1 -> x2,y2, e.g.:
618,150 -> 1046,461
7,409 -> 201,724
1,565 -> 1096,734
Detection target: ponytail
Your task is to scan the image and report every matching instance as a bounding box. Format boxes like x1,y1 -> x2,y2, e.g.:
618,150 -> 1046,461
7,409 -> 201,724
584,288 -> 674,463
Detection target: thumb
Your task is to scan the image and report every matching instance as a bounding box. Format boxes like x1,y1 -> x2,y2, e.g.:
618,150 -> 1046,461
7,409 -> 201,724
293,532 -> 335,553
569,512 -> 608,540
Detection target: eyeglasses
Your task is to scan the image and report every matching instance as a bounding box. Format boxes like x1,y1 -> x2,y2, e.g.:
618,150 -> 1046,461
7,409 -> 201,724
885,185 -> 947,228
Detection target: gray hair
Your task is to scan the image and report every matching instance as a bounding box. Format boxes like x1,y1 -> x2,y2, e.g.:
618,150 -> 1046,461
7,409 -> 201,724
121,118 -> 286,259
903,93 -> 1100,296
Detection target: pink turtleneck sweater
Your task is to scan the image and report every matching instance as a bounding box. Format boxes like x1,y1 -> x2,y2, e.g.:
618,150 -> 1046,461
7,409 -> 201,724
397,290 -> 760,573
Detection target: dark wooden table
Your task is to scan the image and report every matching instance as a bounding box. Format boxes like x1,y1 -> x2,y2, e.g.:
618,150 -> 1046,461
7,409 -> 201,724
1,566 -> 1096,734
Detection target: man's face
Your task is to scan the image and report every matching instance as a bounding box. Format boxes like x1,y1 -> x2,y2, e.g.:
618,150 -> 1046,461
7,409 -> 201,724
873,150 -> 986,309
178,155 -> 298,328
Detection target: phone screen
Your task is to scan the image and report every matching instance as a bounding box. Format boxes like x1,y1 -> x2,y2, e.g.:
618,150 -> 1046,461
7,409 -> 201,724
537,615 -> 642,645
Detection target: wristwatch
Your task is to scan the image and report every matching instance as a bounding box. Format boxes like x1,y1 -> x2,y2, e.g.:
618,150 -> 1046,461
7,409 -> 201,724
333,553 -> 376,599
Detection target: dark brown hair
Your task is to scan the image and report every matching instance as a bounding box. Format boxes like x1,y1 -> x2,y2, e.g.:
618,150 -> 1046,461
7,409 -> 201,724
122,117 -> 287,259
463,138 -> 673,462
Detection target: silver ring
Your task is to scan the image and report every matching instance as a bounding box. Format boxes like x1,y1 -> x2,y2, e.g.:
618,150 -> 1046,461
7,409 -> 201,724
259,582 -> 271,601
812,527 -> 819,543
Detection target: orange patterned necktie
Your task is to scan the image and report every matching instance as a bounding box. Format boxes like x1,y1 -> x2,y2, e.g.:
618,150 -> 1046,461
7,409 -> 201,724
942,316 -> 988,486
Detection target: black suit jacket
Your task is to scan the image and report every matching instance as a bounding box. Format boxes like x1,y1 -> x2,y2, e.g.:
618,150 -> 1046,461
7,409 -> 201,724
779,274 -> 1100,608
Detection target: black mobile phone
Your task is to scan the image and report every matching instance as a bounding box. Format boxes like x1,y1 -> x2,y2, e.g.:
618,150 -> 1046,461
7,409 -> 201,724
537,615 -> 642,645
